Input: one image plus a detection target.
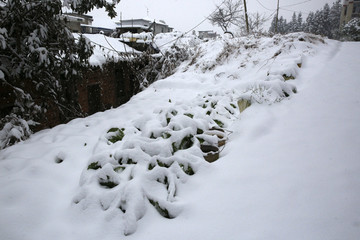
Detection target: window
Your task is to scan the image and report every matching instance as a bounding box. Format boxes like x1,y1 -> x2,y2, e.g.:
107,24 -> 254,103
353,2 -> 360,17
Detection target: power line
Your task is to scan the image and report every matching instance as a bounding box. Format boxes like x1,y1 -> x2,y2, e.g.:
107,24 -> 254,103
281,0 -> 312,8
255,0 -> 276,11
279,7 -> 310,15
158,0 -> 227,48
264,10 -> 278,22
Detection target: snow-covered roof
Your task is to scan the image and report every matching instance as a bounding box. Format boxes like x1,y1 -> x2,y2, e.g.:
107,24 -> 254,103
61,15 -> 85,22
74,33 -> 140,66
116,19 -> 170,29
80,24 -> 115,30
117,24 -> 150,30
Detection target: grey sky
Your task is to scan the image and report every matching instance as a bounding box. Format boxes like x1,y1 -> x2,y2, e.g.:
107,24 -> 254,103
89,0 -> 340,32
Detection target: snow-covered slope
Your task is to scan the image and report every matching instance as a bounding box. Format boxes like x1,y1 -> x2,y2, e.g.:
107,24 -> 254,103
0,33 -> 359,240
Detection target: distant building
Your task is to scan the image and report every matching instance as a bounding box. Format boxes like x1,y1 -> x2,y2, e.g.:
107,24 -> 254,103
80,25 -> 114,36
340,0 -> 360,27
62,13 -> 93,33
62,13 -> 114,35
116,19 -> 173,35
198,31 -> 218,40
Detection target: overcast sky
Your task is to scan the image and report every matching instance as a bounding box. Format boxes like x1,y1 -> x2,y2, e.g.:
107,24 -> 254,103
89,0 -> 340,32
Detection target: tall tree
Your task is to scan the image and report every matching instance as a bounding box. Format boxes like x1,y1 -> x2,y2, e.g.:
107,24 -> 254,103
304,11 -> 315,33
297,12 -> 304,32
278,16 -> 288,34
311,10 -> 323,35
209,0 -> 243,36
269,15 -> 277,34
329,0 -> 342,39
288,12 -> 298,32
321,3 -> 332,37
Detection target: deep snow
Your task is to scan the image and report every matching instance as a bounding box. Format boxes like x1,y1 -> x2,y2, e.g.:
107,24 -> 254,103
0,33 -> 359,240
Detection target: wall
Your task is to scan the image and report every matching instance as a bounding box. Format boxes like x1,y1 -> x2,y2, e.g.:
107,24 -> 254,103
1,57 -> 154,133
77,61 -> 142,116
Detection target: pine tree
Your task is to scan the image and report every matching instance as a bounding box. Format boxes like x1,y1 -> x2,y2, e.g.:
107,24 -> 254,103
278,16 -> 288,34
304,12 -> 315,33
321,3 -> 332,37
297,12 -> 304,32
0,0 -> 120,149
269,15 -> 277,34
269,1 -> 341,39
288,12 -> 298,32
329,0 -> 342,39
311,10 -> 323,35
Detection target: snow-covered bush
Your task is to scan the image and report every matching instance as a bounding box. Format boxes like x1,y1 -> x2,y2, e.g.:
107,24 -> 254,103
74,89 -> 241,235
0,114 -> 33,149
342,18 -> 360,41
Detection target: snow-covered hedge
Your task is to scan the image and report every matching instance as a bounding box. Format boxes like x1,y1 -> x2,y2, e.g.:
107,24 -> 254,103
342,18 -> 360,41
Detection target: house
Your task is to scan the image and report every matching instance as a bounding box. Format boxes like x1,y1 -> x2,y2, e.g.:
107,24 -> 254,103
198,31 -> 218,40
340,0 -> 360,26
62,13 -> 93,33
62,13 -> 115,35
116,19 -> 173,35
80,25 -> 114,36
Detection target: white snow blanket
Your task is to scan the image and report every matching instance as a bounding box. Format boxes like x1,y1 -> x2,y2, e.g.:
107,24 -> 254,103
1,33 -> 359,240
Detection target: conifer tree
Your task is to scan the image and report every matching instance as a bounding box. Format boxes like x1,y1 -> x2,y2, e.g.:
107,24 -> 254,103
329,0 -> 342,39
288,12 -> 298,32
297,12 -> 304,32
269,15 -> 277,34
321,3 -> 332,37
342,18 -> 360,41
304,12 -> 315,33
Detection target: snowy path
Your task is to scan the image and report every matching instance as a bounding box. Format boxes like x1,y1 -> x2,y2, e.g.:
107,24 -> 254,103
129,41 -> 360,240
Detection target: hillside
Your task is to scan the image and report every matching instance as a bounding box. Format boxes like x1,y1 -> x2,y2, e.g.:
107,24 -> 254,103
0,33 -> 359,240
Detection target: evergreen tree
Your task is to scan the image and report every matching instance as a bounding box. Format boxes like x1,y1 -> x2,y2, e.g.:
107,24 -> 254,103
269,15 -> 277,34
342,18 -> 360,41
297,12 -> 304,32
311,10 -> 323,35
329,0 -> 342,39
288,12 -> 298,32
321,3 -> 332,37
268,1 -> 341,39
304,12 -> 315,33
0,0 -> 120,149
278,16 -> 288,34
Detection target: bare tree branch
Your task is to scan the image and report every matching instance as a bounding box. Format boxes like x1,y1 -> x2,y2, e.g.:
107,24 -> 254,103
209,0 -> 243,35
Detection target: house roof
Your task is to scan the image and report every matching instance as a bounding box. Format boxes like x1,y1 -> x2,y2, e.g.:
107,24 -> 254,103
63,12 -> 93,20
116,19 -> 171,29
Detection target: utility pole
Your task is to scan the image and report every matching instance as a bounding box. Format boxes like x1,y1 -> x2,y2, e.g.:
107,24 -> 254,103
275,0 -> 280,33
243,0 -> 250,34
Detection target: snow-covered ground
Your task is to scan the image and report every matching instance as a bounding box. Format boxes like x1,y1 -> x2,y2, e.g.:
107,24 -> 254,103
0,33 -> 359,240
